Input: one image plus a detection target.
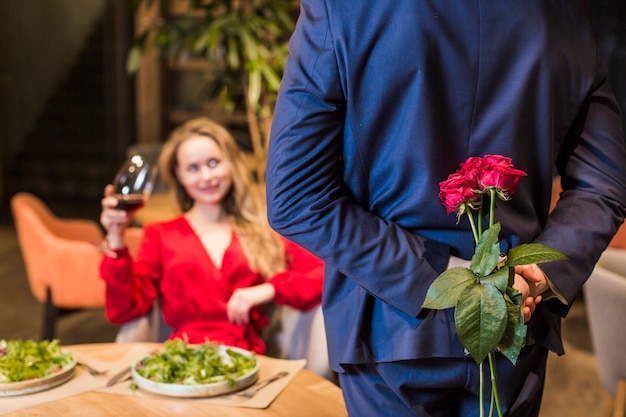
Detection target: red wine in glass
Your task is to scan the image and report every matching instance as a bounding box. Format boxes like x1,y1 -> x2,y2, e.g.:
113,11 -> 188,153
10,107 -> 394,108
112,154 -> 157,212
113,193 -> 146,212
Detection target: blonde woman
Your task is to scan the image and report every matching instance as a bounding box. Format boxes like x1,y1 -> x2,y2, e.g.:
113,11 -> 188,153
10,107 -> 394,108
100,117 -> 323,353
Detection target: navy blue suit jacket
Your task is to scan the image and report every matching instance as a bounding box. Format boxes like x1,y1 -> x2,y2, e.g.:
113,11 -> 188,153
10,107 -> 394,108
266,0 -> 626,373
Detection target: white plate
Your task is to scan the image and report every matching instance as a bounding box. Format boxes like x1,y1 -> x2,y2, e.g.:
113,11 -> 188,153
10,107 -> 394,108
131,345 -> 259,398
0,354 -> 76,397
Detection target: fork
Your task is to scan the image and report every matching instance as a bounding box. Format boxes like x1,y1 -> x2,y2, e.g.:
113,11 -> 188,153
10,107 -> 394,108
78,362 -> 108,376
237,371 -> 289,398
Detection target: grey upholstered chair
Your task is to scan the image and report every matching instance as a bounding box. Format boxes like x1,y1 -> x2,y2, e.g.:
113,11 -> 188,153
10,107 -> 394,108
584,248 -> 626,417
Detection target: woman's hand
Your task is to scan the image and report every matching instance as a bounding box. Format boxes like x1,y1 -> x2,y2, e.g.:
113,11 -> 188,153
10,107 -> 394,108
100,184 -> 132,249
226,283 -> 276,325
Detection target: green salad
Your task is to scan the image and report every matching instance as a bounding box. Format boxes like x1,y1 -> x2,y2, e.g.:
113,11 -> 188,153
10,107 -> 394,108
134,340 -> 257,386
0,339 -> 74,383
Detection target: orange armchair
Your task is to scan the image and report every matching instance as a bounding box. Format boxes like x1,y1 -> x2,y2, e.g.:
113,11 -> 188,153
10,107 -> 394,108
10,192 -> 142,340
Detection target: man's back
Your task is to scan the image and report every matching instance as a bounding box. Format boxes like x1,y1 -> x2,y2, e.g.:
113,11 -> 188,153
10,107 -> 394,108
268,0 -> 625,374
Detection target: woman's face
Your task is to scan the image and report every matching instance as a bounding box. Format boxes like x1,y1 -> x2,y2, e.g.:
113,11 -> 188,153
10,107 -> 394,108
174,135 -> 233,207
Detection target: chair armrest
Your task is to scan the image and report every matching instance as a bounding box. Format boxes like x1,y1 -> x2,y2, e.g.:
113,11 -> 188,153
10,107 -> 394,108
24,234 -> 105,308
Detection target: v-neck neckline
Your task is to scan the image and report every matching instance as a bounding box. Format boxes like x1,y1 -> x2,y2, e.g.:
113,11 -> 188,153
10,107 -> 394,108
181,216 -> 234,271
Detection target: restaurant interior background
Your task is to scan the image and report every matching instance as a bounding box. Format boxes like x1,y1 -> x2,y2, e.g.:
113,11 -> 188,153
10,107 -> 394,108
0,1 -> 624,416
0,0 -> 624,218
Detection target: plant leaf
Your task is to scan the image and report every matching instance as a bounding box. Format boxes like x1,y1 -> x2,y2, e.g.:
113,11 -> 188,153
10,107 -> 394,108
260,65 -> 282,91
471,222 -> 501,277
505,285 -> 522,307
248,70 -> 262,107
479,266 -> 510,294
126,46 -> 144,74
422,268 -> 476,310
226,37 -> 239,69
496,292 -> 526,364
455,283 -> 508,364
505,243 -> 568,267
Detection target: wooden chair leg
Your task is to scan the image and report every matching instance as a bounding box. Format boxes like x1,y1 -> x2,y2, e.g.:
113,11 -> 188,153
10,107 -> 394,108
42,287 -> 58,341
603,389 -> 615,417
614,379 -> 626,417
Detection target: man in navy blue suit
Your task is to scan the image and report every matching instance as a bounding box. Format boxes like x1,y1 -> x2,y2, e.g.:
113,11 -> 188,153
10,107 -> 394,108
266,1 -> 626,416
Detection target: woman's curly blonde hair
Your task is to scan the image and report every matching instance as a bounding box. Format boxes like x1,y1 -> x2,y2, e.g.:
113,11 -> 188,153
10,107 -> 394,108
158,117 -> 286,278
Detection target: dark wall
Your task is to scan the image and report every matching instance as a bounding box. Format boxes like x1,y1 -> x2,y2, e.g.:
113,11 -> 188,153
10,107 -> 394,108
0,0 -> 105,206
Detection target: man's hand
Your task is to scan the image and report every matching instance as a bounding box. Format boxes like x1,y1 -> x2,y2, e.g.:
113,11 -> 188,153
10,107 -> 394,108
514,264 -> 548,323
446,257 -> 548,323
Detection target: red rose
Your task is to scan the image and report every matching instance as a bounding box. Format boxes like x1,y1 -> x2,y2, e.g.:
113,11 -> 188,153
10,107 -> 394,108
438,170 -> 480,214
459,156 -> 487,184
478,155 -> 527,195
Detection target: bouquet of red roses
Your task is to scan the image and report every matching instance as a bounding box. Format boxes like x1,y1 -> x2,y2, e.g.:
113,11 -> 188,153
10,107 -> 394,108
423,155 -> 566,417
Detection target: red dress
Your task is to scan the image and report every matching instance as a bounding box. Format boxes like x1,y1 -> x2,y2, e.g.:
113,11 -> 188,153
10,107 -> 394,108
100,216 -> 323,353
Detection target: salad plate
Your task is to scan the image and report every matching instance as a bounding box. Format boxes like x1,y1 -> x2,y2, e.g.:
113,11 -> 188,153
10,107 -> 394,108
0,340 -> 76,397
131,340 -> 259,398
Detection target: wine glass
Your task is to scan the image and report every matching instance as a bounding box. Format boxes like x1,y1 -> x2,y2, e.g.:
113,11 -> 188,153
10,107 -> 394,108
111,154 -> 158,212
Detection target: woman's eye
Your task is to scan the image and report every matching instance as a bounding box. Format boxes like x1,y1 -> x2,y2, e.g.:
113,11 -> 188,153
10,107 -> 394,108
186,164 -> 199,172
207,159 -> 219,168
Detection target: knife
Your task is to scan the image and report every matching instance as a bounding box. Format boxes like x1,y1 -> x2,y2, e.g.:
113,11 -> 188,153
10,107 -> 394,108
237,371 -> 289,398
106,366 -> 132,387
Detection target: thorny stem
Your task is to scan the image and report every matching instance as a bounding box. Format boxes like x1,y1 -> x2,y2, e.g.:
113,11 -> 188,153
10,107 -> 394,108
466,211 -> 480,244
488,351 -> 504,417
479,359 -> 485,417
480,190 -> 503,417
489,188 -> 496,227
487,190 -> 503,417
477,193 -> 484,237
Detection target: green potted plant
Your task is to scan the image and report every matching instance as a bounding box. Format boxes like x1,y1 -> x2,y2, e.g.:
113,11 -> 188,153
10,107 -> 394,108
127,0 -> 298,181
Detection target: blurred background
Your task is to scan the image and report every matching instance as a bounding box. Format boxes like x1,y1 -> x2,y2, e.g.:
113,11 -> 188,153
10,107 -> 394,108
0,0 -> 299,220
0,0 -> 624,220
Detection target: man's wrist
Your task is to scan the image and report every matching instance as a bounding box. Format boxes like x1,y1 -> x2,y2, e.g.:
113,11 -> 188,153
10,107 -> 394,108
534,265 -> 568,305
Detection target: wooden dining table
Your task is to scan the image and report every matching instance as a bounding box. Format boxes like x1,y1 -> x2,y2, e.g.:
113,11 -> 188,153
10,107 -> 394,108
1,343 -> 347,417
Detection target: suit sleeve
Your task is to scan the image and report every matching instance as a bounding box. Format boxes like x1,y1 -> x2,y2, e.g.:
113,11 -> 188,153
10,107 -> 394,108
266,0 -> 448,318
538,55 -> 626,315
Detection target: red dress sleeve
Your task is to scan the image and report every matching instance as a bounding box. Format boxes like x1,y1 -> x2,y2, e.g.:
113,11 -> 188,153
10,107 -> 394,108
99,226 -> 160,324
269,237 -> 324,310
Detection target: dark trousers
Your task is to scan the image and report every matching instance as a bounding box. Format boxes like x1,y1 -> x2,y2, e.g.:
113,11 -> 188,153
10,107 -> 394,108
338,345 -> 548,417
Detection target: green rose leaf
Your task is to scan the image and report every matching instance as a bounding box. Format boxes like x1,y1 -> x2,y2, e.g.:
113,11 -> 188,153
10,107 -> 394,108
455,283 -> 508,364
422,267 -> 476,309
505,285 -> 523,306
471,223 -> 501,277
479,266 -> 510,294
496,291 -> 527,364
505,243 -> 568,267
